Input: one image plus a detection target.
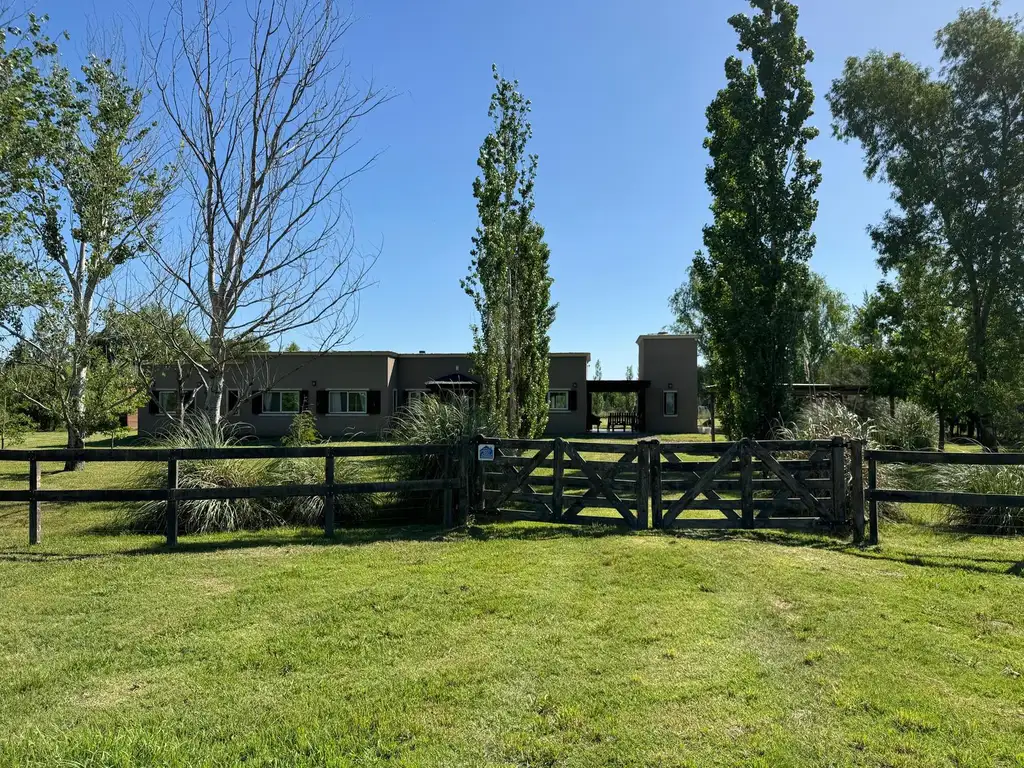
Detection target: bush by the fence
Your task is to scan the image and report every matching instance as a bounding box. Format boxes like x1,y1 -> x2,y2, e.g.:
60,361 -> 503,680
775,398 -> 904,521
282,410 -> 320,448
936,463 -> 1024,535
386,393 -> 498,517
775,398 -> 875,444
876,401 -> 938,451
124,415 -> 370,533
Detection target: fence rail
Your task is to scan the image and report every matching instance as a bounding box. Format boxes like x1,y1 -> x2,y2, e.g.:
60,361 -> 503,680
1,444 -> 459,546
866,449 -> 1024,545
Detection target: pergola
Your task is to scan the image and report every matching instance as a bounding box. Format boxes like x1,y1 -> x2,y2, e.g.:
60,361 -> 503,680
586,379 -> 651,432
705,383 -> 871,441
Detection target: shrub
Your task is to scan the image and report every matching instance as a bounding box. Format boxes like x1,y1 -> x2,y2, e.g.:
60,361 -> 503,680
282,410 -> 320,447
124,415 -> 370,533
936,463 -> 1024,535
386,393 -> 500,518
775,398 -> 904,521
775,398 -> 875,444
269,456 -> 373,524
876,401 -> 937,451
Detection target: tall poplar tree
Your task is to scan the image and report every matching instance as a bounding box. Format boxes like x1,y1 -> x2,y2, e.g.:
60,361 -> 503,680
691,0 -> 822,438
463,66 -> 556,438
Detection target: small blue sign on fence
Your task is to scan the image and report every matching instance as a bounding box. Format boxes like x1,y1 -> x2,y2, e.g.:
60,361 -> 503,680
477,444 -> 495,462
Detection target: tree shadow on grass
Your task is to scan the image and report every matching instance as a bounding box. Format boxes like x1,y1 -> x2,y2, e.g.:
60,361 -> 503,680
0,524 -> 444,562
663,527 -> 1023,577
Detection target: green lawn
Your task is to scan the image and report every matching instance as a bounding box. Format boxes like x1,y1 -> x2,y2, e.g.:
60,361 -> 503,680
1,433 -> 1023,767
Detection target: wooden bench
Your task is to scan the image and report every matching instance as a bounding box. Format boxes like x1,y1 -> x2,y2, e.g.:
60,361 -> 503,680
607,412 -> 638,432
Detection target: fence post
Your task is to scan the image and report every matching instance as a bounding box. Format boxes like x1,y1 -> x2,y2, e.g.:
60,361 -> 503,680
166,456 -> 179,547
650,438 -> 662,529
868,455 -> 879,545
460,437 -> 474,524
474,434 -> 486,518
740,439 -> 754,529
636,439 -> 650,530
324,450 -> 336,537
831,436 -> 847,525
28,459 -> 40,546
850,440 -> 865,544
552,438 -> 564,523
442,447 -> 454,528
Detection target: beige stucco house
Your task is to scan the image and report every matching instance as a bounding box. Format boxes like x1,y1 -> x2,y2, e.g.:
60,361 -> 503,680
138,333 -> 698,438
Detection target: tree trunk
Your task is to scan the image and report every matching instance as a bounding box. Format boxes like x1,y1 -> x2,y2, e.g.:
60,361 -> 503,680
64,422 -> 85,471
64,361 -> 88,472
937,409 -> 945,451
205,331 -> 225,425
971,308 -> 998,450
205,368 -> 224,425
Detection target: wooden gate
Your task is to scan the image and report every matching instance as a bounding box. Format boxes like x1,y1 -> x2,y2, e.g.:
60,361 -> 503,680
473,436 -> 860,535
653,437 -> 848,531
477,438 -> 646,529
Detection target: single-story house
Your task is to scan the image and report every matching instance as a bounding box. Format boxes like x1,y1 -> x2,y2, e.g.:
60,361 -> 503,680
138,333 -> 698,437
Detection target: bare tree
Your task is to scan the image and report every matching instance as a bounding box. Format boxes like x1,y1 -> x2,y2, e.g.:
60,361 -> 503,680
146,0 -> 386,422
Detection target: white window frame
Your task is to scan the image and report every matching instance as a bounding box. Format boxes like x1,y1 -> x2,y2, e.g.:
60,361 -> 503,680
548,390 -> 570,412
392,388 -> 399,412
328,389 -> 368,415
157,390 -> 179,414
663,390 -> 678,418
263,390 -> 301,415
406,389 -> 428,405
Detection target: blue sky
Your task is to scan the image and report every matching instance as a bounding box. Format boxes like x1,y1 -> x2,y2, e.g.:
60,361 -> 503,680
45,0 -> 1023,378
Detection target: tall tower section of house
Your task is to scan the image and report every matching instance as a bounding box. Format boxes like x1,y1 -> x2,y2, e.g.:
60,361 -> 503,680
637,334 -> 699,434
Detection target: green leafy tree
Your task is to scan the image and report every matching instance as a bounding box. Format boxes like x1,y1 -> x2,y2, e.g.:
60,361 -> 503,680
857,257 -> 974,449
690,0 -> 822,438
1,50 -> 168,468
796,274 -> 852,383
828,3 -> 1024,448
0,360 -> 34,449
462,65 -> 556,438
0,14 -> 62,338
100,303 -> 207,426
14,308 -> 148,447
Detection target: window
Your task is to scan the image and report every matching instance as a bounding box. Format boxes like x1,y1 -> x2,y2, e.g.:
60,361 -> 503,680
548,390 -> 569,412
406,389 -> 428,404
664,390 -> 678,417
264,390 -> 301,414
329,390 -> 367,414
393,388 -> 399,411
158,390 -> 179,414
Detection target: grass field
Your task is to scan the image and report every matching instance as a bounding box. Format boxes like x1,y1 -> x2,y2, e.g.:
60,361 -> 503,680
1,432 -> 1023,767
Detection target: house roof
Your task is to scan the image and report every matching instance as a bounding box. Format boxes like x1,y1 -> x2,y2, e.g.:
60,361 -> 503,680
425,372 -> 480,386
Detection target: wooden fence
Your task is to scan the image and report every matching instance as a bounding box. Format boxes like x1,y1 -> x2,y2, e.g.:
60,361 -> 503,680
473,436 -> 861,537
3,436 -> 873,547
866,448 -> 1024,544
0,444 -> 460,546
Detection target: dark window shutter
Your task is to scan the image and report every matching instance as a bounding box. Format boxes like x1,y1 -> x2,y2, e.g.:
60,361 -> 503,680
251,392 -> 263,416
183,389 -> 197,411
367,390 -> 381,415
149,391 -> 159,414
568,390 -> 578,412
300,390 -> 310,412
316,390 -> 328,414
227,390 -> 239,413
